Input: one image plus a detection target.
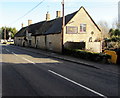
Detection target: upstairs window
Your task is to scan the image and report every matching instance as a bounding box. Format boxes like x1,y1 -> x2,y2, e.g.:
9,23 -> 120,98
80,24 -> 86,32
66,26 -> 78,34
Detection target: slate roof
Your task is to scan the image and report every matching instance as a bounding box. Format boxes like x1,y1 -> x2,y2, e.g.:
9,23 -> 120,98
15,10 -> 78,37
14,27 -> 27,37
45,11 -> 78,35
15,6 -> 101,37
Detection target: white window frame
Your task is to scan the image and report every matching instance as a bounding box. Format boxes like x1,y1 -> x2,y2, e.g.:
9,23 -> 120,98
66,26 -> 78,34
80,24 -> 87,32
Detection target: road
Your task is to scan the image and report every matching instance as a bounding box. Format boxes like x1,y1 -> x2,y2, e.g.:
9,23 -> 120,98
0,44 -> 120,97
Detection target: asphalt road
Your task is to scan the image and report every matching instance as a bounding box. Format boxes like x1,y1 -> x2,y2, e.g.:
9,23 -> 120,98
1,44 -> 120,97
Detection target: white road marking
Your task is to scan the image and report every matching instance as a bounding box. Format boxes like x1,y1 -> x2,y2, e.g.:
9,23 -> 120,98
22,57 -> 36,65
11,52 -> 36,64
12,52 -> 19,56
6,49 -> 10,52
48,70 -> 107,98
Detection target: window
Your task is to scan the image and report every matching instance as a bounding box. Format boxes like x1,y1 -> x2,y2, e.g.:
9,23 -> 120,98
66,26 -> 78,34
89,37 -> 92,42
49,42 -> 52,45
80,24 -> 86,32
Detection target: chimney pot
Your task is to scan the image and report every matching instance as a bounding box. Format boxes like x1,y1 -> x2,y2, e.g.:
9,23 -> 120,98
21,23 -> 24,28
46,12 -> 50,21
28,20 -> 32,26
56,11 -> 61,18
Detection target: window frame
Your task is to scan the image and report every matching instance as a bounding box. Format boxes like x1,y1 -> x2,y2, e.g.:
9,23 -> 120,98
66,26 -> 78,34
80,24 -> 87,33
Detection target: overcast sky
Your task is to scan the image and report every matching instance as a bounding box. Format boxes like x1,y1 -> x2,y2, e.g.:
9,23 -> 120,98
0,0 -> 119,30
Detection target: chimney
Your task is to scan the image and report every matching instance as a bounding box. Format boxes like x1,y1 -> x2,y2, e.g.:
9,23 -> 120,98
28,20 -> 32,26
56,11 -> 61,18
46,12 -> 50,21
21,23 -> 24,28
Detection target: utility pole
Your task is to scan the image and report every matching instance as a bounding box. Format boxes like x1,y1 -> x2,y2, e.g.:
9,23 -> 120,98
100,31 -> 103,53
118,1 -> 120,29
61,0 -> 65,53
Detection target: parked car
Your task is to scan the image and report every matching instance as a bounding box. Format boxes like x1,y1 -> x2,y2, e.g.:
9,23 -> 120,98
2,42 -> 7,44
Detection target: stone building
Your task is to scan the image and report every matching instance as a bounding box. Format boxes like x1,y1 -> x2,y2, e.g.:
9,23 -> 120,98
14,6 -> 102,53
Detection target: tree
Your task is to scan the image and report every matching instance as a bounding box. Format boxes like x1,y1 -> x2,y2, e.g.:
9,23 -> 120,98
0,27 -> 18,39
12,28 -> 18,38
109,29 -> 120,37
114,29 -> 120,36
112,18 -> 120,29
97,20 -> 110,38
0,28 -> 2,39
109,28 -> 115,37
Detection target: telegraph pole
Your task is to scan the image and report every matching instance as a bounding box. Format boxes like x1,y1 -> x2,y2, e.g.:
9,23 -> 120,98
62,0 -> 65,29
100,31 -> 103,53
61,0 -> 65,53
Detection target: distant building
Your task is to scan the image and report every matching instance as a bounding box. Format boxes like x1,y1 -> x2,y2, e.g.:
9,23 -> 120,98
14,6 -> 102,53
118,1 -> 120,28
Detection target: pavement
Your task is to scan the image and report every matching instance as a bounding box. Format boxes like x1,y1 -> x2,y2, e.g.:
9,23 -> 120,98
10,45 -> 120,75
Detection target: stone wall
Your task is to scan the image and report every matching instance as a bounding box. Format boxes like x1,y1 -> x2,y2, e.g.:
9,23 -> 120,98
87,42 -> 102,53
31,36 -> 35,48
36,35 -> 46,49
46,34 -> 62,52
14,37 -> 24,46
30,34 -> 62,53
63,7 -> 101,52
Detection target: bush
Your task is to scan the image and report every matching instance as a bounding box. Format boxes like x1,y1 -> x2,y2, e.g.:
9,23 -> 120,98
63,48 -> 111,63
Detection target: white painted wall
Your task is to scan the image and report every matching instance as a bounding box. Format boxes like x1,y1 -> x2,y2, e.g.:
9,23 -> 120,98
87,42 -> 102,53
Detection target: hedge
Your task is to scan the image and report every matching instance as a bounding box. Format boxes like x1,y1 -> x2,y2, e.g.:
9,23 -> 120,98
105,37 -> 120,42
63,48 -> 111,63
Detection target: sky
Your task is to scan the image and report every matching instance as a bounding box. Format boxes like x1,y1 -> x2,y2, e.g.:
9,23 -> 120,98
0,0 -> 120,30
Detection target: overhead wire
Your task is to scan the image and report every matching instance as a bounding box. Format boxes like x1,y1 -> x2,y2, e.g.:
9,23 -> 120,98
10,0 -> 45,25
